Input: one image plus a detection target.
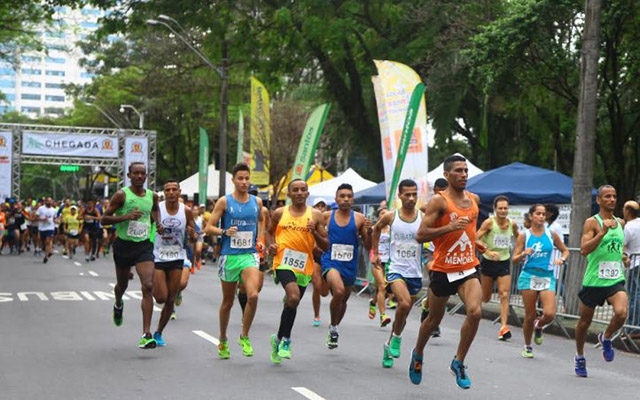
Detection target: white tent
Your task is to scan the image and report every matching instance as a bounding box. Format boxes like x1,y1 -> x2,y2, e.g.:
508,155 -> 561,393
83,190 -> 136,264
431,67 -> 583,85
427,153 -> 483,185
178,164 -> 234,200
307,168 -> 377,205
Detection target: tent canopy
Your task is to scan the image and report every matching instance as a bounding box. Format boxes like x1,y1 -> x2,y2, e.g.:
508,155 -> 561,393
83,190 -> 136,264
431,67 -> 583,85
466,162 -> 593,205
178,164 -> 234,201
427,153 -> 483,185
353,182 -> 386,204
308,168 -> 377,205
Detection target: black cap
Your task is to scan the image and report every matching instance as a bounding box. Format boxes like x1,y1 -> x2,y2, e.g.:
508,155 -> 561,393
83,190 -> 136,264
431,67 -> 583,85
248,184 -> 259,195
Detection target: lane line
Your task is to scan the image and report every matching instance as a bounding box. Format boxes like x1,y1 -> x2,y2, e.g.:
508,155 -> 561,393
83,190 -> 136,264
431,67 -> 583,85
192,330 -> 220,346
79,273 -> 84,276
88,271 -> 99,277
291,387 -> 326,400
74,262 -> 82,267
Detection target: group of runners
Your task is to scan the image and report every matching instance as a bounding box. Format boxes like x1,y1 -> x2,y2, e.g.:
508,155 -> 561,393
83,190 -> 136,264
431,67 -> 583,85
67,154 -> 631,389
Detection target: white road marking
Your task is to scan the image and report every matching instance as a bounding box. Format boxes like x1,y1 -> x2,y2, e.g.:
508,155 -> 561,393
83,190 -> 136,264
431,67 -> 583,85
62,255 -> 69,259
192,330 -> 220,346
88,271 -> 99,277
79,273 -> 84,276
291,387 -> 326,400
74,262 -> 82,267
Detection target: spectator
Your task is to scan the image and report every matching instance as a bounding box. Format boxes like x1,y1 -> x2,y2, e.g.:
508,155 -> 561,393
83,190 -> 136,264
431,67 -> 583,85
623,200 -> 640,337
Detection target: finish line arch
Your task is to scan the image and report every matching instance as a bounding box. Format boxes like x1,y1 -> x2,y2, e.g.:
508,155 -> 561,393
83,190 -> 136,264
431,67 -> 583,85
0,123 -> 157,199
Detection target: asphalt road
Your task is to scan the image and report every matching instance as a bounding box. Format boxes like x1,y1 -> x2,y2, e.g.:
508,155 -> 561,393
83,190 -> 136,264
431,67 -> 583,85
1,249 -> 638,400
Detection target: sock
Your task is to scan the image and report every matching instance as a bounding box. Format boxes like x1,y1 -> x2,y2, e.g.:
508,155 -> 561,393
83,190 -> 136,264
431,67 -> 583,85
238,292 -> 248,315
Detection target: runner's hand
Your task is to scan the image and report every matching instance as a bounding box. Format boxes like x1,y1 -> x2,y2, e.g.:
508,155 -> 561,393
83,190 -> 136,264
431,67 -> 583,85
226,226 -> 238,236
306,218 -> 315,233
128,208 -> 142,220
268,243 -> 278,256
449,216 -> 470,231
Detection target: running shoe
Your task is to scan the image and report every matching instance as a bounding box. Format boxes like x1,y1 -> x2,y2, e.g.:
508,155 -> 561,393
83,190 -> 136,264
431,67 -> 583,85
312,318 -> 321,327
218,339 -> 230,359
408,348 -> 423,385
533,318 -> 544,345
153,332 -> 166,347
598,333 -> 615,362
85,256 -> 90,262
387,299 -> 397,309
449,357 -> 471,389
574,355 -> 588,377
431,326 -> 441,338
278,337 -> 291,359
175,292 -> 183,307
170,311 -> 176,320
270,334 -> 281,364
138,333 -> 157,349
62,249 -> 67,256
43,256 -> 48,264
326,330 -> 339,349
90,255 -> 96,261
380,314 -> 392,327
389,335 -> 402,358
369,300 -> 376,319
521,345 -> 534,358
498,325 -> 512,341
113,302 -> 123,327
238,336 -> 254,357
382,343 -> 394,368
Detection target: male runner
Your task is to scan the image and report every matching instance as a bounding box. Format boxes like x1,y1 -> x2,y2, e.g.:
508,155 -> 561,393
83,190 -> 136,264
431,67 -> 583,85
574,185 -> 628,377
204,162 -> 264,359
371,179 -> 422,369
322,183 -> 371,349
311,198 -> 329,327
151,179 -> 196,346
409,154 -> 485,389
101,162 -> 162,349
36,197 -> 57,263
268,179 -> 328,364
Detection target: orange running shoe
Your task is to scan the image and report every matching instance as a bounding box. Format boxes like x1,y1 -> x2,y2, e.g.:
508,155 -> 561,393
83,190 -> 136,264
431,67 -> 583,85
498,325 -> 512,341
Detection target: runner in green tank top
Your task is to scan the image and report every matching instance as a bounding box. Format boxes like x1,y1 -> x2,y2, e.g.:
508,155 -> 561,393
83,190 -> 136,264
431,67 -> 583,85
574,185 -> 629,378
101,162 -> 162,349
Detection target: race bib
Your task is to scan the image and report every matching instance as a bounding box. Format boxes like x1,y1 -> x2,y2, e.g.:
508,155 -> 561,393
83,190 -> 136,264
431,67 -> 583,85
230,231 -> 253,249
281,248 -> 308,270
69,229 -> 78,236
493,234 -> 510,249
8,218 -> 14,224
159,245 -> 183,261
447,267 -> 476,283
127,220 -> 149,238
20,223 -> 27,230
331,243 -> 354,261
598,261 -> 622,280
394,241 -> 419,260
530,276 -> 551,291
85,217 -> 94,223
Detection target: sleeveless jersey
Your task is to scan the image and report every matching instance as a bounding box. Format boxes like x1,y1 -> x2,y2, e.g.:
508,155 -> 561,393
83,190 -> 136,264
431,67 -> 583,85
388,210 -> 423,278
64,214 -> 81,235
522,228 -> 554,272
583,215 -> 625,287
154,202 -> 187,262
273,206 -> 315,276
115,187 -> 154,242
220,194 -> 260,255
378,229 -> 391,263
482,217 -> 513,261
321,210 -> 359,272
431,192 -> 480,273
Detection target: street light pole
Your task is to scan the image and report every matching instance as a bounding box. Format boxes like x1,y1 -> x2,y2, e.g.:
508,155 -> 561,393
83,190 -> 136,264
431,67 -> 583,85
84,102 -> 124,129
147,17 -> 228,199
120,104 -> 145,130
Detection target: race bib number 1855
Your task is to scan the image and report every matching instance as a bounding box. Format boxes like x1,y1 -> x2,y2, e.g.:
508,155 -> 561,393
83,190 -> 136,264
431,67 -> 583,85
282,248 -> 308,270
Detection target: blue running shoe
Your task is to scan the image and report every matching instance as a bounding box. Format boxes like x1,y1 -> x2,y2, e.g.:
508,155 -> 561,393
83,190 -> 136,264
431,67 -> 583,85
598,333 -> 614,362
153,331 -> 166,347
449,357 -> 471,389
574,355 -> 588,377
408,348 -> 423,385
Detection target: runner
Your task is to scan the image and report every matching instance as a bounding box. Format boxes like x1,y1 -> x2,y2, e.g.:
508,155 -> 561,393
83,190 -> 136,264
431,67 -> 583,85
371,179 -> 422,369
204,162 -> 265,359
368,207 -> 392,328
151,179 -> 196,346
27,200 -> 41,256
322,183 -> 371,349
574,185 -> 628,377
100,162 -> 161,349
311,198 -> 329,327
476,195 -> 519,340
267,179 -> 328,364
63,205 -> 82,259
512,204 -> 568,358
82,200 -> 102,262
192,205 -> 204,270
36,197 -> 57,263
0,204 -> 6,254
409,154 -> 485,389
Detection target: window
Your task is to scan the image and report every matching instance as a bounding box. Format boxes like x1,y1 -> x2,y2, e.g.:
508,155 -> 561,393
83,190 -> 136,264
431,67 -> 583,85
0,105 -> 14,114
81,8 -> 102,16
45,107 -> 64,115
0,67 -> 15,76
21,93 -> 41,101
45,83 -> 64,89
45,95 -> 65,102
46,57 -> 66,64
48,44 -> 67,51
80,72 -> 95,79
21,68 -> 42,75
45,31 -> 66,39
21,106 -> 41,114
22,56 -> 40,63
0,79 -> 14,88
80,21 -> 99,29
45,70 -> 65,77
4,94 -> 15,101
22,81 -> 41,88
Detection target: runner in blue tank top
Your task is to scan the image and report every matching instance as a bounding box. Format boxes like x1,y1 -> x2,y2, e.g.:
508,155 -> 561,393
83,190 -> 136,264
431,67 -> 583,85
321,183 -> 372,350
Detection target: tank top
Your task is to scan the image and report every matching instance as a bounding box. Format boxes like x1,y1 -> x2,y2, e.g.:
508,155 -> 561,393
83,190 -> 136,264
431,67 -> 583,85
522,227 -> 554,272
115,187 -> 154,242
482,217 -> 513,261
273,206 -> 315,276
153,202 -> 187,262
431,192 -> 480,273
65,214 -> 81,235
378,229 -> 391,263
321,210 -> 359,272
83,209 -> 101,231
584,215 -> 625,287
388,209 -> 423,278
220,194 -> 260,255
